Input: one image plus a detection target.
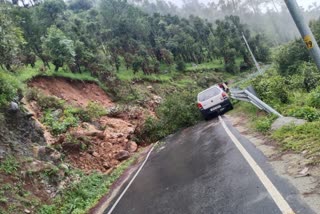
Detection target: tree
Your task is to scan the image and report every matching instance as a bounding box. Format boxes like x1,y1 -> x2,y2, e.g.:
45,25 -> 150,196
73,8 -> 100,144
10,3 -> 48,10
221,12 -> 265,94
42,26 -> 75,71
0,5 -> 25,71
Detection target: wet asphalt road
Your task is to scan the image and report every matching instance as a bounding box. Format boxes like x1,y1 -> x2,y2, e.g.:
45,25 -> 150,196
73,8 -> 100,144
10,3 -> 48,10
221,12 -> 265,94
104,117 -> 314,214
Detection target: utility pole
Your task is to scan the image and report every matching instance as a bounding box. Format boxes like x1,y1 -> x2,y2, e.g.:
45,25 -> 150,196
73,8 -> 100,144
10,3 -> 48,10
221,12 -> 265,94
284,0 -> 320,70
242,33 -> 262,73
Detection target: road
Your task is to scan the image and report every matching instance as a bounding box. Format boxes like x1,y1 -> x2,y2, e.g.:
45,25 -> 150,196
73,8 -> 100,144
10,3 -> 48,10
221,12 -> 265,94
103,116 -> 314,214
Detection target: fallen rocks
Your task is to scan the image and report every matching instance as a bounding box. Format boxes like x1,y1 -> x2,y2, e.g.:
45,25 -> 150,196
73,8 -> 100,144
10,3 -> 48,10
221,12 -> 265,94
103,162 -> 111,169
271,117 -> 307,131
115,150 -> 130,161
126,141 -> 138,153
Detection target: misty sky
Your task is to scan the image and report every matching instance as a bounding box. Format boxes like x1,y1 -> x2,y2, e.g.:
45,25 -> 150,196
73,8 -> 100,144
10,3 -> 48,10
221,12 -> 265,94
170,0 -> 317,9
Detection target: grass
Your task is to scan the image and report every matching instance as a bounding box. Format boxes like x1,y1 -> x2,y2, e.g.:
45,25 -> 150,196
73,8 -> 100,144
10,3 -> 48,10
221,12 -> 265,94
0,156 -> 19,175
186,59 -> 224,71
117,66 -> 177,82
272,122 -> 320,164
38,155 -> 138,214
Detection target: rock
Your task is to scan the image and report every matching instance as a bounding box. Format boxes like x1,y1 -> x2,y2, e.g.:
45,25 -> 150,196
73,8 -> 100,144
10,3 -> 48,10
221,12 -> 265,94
0,149 -> 6,160
271,117 -> 307,131
117,133 -> 124,138
50,151 -> 61,161
60,163 -> 69,171
299,167 -> 309,176
127,127 -> 135,134
92,152 -> 100,157
126,141 -> 138,153
115,150 -> 130,161
153,95 -> 162,104
147,85 -> 153,90
52,109 -> 62,119
25,160 -> 55,173
32,146 -> 45,159
24,209 -> 31,214
8,102 -> 19,113
103,162 -> 111,169
109,139 -> 118,144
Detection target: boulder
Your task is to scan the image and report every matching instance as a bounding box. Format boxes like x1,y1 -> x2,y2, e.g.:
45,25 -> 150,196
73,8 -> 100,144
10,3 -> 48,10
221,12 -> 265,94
115,150 -> 130,161
8,102 -> 19,113
271,117 -> 306,131
126,141 -> 138,153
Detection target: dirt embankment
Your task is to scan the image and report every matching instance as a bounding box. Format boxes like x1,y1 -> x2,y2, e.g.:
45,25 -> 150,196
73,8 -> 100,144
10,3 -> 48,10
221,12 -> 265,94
28,76 -> 113,108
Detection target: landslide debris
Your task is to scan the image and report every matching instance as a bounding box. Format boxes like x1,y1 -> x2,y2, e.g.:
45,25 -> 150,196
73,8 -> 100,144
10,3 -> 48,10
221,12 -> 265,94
27,76 -> 153,173
0,76 -> 158,213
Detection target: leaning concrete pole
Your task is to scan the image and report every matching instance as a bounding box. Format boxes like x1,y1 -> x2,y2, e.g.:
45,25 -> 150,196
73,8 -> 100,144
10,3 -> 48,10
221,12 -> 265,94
284,0 -> 320,70
242,33 -> 262,73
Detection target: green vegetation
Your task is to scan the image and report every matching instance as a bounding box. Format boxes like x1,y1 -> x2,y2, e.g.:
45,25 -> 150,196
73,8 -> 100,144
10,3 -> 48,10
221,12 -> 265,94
0,71 -> 20,106
273,122 -> 320,163
135,90 -> 202,144
38,156 -> 137,214
231,17 -> 320,163
0,156 -> 19,175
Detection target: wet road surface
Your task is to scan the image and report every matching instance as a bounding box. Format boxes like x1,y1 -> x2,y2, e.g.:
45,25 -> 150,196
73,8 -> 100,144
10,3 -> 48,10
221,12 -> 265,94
104,117 -> 314,214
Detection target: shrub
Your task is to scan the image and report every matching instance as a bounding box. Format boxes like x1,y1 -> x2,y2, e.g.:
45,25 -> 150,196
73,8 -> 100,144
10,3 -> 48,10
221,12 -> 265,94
135,91 -> 202,144
0,156 -> 19,174
250,70 -> 289,105
274,39 -> 310,76
176,60 -> 186,72
308,86 -> 320,108
285,106 -> 320,122
0,71 -> 20,106
85,101 -> 107,120
42,107 -> 79,135
37,95 -> 65,110
254,116 -> 277,133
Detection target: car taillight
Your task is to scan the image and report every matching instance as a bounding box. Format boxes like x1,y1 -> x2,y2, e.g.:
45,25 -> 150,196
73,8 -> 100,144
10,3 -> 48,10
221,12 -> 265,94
197,103 -> 203,109
221,92 -> 228,100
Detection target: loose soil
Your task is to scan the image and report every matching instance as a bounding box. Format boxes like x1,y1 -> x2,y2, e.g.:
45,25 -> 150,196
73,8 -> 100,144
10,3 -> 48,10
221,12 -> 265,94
28,76 -> 113,108
225,114 -> 320,212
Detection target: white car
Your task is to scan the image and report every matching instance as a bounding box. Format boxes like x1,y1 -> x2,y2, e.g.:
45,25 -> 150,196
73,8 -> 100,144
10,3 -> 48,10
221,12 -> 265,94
197,85 -> 233,120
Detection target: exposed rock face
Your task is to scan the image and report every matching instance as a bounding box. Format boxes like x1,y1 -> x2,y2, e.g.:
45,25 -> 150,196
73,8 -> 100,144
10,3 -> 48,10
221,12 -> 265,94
0,111 -> 46,157
24,160 -> 56,173
271,117 -> 307,131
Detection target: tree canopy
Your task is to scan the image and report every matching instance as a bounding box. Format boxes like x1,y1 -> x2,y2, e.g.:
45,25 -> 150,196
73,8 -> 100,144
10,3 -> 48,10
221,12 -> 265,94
0,0 -> 270,75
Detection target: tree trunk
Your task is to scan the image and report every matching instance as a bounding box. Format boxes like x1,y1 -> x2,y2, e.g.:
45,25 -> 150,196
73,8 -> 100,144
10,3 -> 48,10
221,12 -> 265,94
54,64 -> 59,72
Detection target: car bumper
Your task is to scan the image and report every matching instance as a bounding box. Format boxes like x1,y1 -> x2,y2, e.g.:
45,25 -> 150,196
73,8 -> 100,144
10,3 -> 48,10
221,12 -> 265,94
200,99 -> 231,116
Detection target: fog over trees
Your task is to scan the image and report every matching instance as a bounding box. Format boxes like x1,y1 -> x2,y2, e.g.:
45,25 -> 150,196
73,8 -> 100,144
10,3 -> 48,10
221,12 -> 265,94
131,0 -> 320,44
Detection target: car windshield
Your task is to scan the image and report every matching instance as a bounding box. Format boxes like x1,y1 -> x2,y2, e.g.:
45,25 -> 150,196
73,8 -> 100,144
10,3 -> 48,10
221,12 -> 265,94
198,87 -> 220,102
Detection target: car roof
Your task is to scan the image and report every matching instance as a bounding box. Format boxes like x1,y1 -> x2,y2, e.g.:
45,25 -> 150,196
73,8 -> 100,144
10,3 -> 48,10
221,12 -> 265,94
198,85 -> 221,95
197,85 -> 222,100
